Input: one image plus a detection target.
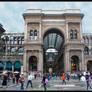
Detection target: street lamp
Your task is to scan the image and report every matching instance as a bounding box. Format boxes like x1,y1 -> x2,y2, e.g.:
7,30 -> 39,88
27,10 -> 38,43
1,35 -> 9,70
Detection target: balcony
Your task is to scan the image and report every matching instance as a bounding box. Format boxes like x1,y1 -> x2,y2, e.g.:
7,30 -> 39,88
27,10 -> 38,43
0,53 -> 23,56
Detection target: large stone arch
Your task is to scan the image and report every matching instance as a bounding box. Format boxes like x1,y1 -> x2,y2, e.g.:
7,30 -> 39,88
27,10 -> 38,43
42,27 -> 65,41
23,9 -> 84,77
42,27 -> 65,73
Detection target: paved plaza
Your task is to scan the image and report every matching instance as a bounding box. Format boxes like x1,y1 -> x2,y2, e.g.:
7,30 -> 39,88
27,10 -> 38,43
0,77 -> 92,91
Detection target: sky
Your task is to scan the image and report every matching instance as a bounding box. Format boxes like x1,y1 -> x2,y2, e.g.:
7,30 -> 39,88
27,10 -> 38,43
0,1 -> 92,33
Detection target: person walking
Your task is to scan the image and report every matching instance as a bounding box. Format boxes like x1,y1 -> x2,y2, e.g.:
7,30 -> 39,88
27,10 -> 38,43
26,73 -> 33,88
20,74 -> 25,90
78,73 -> 81,81
12,74 -> 16,84
42,73 -> 47,91
66,73 -> 70,81
2,75 -> 8,88
85,72 -> 92,90
61,73 -> 66,85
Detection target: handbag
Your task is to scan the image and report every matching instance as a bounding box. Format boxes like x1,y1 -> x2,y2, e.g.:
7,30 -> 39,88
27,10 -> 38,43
19,78 -> 21,83
81,76 -> 86,82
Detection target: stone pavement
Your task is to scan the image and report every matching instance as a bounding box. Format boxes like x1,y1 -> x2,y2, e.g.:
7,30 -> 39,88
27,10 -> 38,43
0,78 -> 92,91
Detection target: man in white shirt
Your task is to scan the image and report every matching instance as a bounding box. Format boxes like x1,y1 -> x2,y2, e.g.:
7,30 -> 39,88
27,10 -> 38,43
26,73 -> 33,88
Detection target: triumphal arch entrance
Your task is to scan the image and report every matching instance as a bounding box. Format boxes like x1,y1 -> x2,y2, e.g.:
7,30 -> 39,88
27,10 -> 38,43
23,9 -> 84,76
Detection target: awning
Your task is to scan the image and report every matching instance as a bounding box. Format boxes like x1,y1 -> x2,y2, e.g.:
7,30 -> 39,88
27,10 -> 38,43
14,61 -> 21,69
6,61 -> 12,69
0,62 -> 3,68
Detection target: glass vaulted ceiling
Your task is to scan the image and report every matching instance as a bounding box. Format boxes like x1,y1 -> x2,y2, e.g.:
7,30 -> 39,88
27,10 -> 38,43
43,32 -> 64,62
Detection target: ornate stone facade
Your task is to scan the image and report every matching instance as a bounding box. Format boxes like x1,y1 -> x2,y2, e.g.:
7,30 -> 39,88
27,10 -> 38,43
0,9 -> 92,77
22,9 -> 85,76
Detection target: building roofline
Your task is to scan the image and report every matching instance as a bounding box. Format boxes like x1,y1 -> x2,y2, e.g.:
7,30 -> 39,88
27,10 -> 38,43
23,12 -> 84,19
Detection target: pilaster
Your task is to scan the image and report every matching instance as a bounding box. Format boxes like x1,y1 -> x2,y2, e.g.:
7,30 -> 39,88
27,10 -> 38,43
38,50 -> 43,74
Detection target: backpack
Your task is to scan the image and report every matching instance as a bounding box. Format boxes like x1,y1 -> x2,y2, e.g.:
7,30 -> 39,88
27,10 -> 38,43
45,78 -> 48,84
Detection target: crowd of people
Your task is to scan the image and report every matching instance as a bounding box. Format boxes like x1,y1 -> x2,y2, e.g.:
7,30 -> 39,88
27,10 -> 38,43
0,71 -> 92,90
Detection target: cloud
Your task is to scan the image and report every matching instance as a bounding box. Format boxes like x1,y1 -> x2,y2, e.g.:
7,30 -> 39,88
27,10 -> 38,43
0,2 -> 92,33
0,2 -> 5,9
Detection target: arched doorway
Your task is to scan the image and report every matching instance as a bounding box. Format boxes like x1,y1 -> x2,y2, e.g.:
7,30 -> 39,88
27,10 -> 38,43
43,28 -> 64,73
14,61 -> 21,72
29,56 -> 37,72
0,61 -> 4,71
6,61 -> 12,71
87,60 -> 92,72
71,55 -> 79,71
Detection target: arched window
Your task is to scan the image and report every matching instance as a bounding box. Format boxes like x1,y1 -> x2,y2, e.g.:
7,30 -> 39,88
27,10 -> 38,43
84,46 -> 89,55
34,30 -> 37,40
87,61 -> 92,72
29,56 -> 37,71
70,29 -> 78,40
30,30 -> 33,40
71,55 -> 79,71
70,29 -> 73,39
74,30 -> 78,39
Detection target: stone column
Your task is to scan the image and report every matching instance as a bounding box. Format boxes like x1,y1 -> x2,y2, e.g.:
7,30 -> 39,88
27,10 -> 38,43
85,60 -> 87,72
21,65 -> 24,73
4,61 -> 6,70
38,50 -> 43,74
39,22 -> 42,43
79,56 -> 82,71
24,22 -> 27,41
80,22 -> 83,43
64,49 -> 70,72
66,22 -> 68,43
23,50 -> 28,77
12,64 -> 14,72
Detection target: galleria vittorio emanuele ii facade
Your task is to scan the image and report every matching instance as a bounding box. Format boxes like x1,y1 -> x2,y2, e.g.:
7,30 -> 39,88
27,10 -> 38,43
0,9 -> 92,76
